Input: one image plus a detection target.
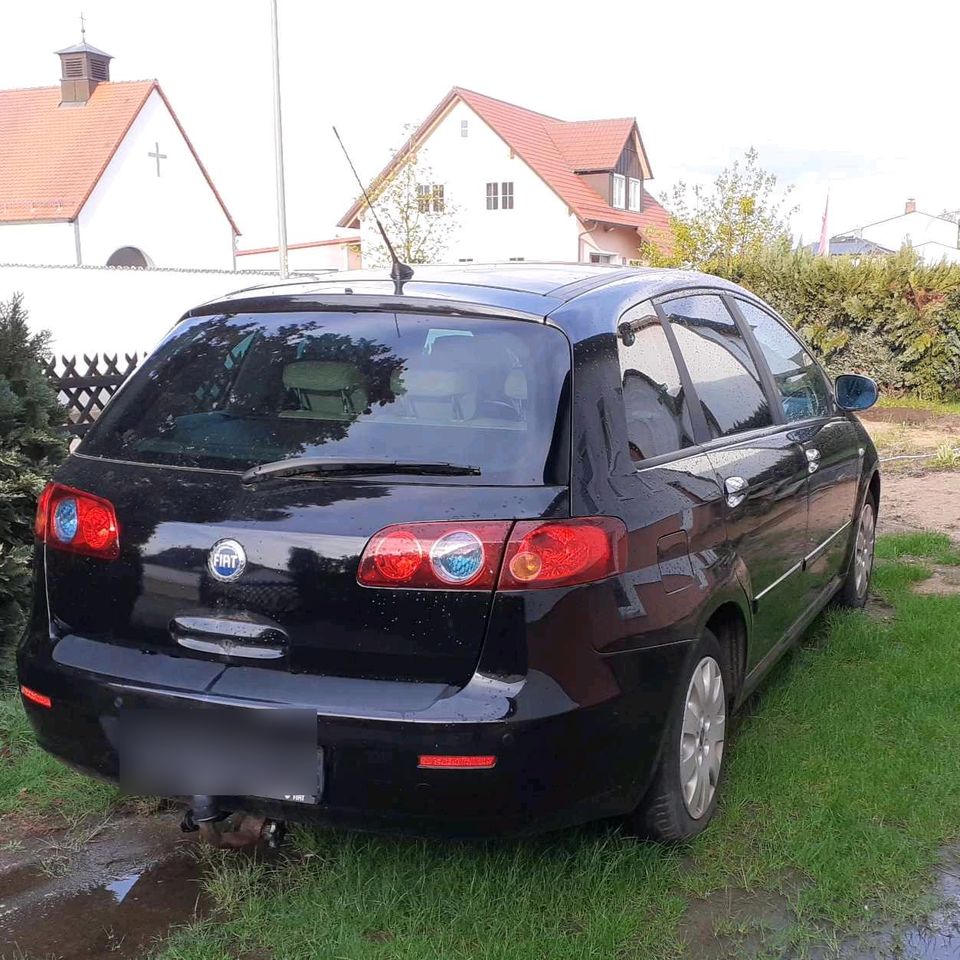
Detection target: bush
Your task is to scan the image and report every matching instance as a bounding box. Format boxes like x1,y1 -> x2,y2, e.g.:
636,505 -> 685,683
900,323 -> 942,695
0,294 -> 66,670
707,248 -> 960,399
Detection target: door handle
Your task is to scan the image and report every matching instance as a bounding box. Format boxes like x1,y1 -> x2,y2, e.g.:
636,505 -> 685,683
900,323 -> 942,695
724,476 -> 748,508
806,448 -> 821,474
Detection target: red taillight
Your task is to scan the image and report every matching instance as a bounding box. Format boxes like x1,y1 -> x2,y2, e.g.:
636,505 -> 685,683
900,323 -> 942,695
358,521 -> 512,589
418,755 -> 497,769
500,518 -> 627,590
357,517 -> 626,590
37,483 -> 120,561
20,685 -> 52,709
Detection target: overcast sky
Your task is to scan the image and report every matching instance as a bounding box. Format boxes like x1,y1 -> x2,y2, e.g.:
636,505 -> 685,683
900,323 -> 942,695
7,0 -> 959,250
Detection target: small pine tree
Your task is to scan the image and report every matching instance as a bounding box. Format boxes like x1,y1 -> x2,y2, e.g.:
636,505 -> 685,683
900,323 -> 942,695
0,293 -> 66,660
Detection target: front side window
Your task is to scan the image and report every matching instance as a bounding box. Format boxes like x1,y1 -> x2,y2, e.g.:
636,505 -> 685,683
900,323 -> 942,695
663,294 -> 773,439
618,304 -> 695,462
628,178 -> 641,212
81,313 -> 571,486
486,182 -> 498,210
735,300 -> 833,422
612,174 -> 626,209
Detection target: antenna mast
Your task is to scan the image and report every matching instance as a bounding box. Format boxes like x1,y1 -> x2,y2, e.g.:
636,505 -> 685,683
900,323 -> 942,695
332,126 -> 414,295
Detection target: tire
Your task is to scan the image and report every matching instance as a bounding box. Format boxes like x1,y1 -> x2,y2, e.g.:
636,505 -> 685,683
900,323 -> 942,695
628,629 -> 729,842
834,494 -> 877,610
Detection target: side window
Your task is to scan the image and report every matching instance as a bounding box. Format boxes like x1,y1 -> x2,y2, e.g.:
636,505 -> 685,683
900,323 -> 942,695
735,300 -> 833,422
617,303 -> 696,462
662,294 -> 773,439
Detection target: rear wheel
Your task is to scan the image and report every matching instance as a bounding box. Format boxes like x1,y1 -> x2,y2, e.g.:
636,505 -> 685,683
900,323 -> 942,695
629,630 -> 729,842
835,496 -> 876,609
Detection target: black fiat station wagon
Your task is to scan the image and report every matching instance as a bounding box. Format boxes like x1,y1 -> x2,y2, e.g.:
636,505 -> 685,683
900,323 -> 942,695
18,264 -> 880,841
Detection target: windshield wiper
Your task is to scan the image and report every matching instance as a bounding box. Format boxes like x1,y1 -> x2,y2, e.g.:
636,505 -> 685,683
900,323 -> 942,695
240,456 -> 481,484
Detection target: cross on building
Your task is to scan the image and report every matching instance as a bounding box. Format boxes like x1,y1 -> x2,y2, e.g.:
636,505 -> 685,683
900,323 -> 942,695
148,141 -> 167,177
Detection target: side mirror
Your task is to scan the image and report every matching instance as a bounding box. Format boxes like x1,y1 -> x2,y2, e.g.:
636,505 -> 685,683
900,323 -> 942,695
835,374 -> 879,412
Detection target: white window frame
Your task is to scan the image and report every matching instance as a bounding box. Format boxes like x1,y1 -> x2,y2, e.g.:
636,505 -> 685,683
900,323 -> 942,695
612,174 -> 626,209
461,119 -> 469,138
501,181 -> 514,210
589,252 -> 616,264
628,178 -> 641,212
486,182 -> 499,210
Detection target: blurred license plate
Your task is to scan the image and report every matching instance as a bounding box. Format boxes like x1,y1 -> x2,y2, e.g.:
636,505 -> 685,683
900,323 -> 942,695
118,704 -> 320,803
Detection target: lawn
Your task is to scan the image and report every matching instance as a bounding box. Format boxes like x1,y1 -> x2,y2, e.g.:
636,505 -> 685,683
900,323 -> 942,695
3,534 -> 960,958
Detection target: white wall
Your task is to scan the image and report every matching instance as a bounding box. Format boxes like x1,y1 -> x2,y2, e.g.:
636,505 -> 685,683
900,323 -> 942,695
237,241 -> 356,273
360,99 -> 579,265
0,263 -> 277,357
861,211 -> 960,261
77,89 -> 236,270
0,221 -> 76,265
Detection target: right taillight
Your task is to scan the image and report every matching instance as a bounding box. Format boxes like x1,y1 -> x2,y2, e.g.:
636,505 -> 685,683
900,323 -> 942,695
35,482 -> 120,561
499,517 -> 627,590
357,517 -> 625,591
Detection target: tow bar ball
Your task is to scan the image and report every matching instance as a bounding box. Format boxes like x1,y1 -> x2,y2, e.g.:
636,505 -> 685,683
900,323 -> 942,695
181,796 -> 285,849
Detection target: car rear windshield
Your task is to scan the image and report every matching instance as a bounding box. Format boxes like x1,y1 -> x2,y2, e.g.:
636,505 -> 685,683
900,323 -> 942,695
80,311 -> 571,485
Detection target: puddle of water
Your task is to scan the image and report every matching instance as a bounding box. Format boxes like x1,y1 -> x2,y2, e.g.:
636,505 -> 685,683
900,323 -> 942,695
0,850 -> 208,960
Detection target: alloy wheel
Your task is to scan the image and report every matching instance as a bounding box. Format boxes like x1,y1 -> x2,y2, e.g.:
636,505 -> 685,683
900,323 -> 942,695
679,656 -> 725,820
854,501 -> 876,599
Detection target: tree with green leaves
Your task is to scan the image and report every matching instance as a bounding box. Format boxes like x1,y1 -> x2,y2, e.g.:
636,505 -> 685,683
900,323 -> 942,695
0,294 -> 66,660
362,131 -> 458,267
644,147 -> 797,271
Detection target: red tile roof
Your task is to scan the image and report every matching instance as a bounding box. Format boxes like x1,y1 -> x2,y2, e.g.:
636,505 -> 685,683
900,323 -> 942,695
337,87 -> 672,248
0,80 -> 238,233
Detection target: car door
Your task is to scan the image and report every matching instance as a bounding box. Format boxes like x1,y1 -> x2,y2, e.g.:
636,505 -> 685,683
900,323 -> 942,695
730,298 -> 862,603
657,292 -> 810,672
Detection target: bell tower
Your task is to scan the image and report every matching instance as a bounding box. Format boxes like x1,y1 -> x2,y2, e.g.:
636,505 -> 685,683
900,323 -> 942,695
56,29 -> 113,106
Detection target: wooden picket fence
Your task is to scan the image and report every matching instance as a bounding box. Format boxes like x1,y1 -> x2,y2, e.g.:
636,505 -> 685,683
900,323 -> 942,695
41,353 -> 143,435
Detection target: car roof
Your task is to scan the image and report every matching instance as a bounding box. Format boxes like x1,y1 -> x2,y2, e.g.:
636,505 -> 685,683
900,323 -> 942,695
196,262 -> 750,327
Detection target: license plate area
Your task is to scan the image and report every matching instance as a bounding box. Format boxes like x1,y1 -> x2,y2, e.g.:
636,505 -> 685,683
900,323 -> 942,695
118,700 -> 321,804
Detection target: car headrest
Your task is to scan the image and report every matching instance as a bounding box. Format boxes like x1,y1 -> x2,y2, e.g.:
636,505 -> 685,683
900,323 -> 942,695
504,369 -> 527,401
283,361 -> 363,392
392,368 -> 476,398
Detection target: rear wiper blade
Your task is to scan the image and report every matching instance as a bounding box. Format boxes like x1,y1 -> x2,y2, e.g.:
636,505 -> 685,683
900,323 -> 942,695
240,456 -> 481,484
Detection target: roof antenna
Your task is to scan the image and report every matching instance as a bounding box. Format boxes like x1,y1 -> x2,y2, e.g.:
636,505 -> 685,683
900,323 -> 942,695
332,125 -> 414,295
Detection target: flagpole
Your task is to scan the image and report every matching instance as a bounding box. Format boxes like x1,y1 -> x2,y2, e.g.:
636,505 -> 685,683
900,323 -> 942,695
270,0 -> 289,279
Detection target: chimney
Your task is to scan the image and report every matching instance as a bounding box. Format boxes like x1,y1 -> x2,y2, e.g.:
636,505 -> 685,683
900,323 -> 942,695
905,198 -> 917,215
55,40 -> 112,105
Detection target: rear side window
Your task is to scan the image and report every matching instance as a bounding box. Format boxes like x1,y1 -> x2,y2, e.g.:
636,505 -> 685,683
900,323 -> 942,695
81,312 -> 571,485
662,294 -> 773,439
734,300 -> 833,422
617,304 -> 695,462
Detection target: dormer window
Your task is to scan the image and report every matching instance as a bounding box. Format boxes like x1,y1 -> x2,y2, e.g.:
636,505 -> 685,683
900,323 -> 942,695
612,174 -> 626,210
628,178 -> 641,212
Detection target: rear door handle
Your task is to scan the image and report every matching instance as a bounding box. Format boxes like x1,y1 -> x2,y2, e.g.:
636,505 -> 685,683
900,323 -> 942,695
724,476 -> 748,508
806,448 -> 821,474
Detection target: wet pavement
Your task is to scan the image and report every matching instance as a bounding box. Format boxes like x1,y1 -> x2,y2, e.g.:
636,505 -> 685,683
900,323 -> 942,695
0,812 -> 207,959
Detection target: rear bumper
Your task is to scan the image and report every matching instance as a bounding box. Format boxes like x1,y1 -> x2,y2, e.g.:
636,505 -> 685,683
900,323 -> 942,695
18,633 -> 693,837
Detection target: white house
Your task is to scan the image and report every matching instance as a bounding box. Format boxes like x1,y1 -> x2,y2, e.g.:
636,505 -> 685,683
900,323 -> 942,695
0,38 -> 238,269
337,87 -> 672,266
850,200 -> 960,264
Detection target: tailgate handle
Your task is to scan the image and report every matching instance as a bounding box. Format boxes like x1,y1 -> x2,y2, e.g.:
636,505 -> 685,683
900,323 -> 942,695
169,615 -> 289,659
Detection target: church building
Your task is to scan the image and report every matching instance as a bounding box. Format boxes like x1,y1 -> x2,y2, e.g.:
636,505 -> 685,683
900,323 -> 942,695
0,37 -> 239,269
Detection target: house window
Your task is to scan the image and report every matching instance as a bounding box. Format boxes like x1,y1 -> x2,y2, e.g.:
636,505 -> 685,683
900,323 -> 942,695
486,182 -> 514,210
612,174 -> 626,209
417,183 -> 445,214
486,182 -> 499,210
589,252 -> 616,264
461,119 -> 469,137
628,178 -> 642,212
501,182 -> 514,210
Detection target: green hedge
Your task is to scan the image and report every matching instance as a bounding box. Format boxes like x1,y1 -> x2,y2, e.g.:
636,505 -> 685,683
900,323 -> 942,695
706,247 -> 960,398
0,294 -> 65,675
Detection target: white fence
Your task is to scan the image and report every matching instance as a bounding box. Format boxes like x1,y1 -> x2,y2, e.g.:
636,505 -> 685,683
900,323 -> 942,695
0,262 -> 286,356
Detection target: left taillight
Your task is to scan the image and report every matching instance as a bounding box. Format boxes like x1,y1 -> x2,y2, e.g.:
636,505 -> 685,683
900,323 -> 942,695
35,482 -> 120,561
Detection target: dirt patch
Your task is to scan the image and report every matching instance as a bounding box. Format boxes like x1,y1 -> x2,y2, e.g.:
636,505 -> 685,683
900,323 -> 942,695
677,884 -> 796,959
912,566 -> 960,596
876,473 -> 960,542
0,812 -> 207,960
865,595 -> 897,622
861,407 -> 960,429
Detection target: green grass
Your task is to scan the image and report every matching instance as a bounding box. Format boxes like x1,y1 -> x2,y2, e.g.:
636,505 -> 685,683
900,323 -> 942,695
155,534 -> 960,960
876,394 -> 960,416
0,689 -> 118,821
